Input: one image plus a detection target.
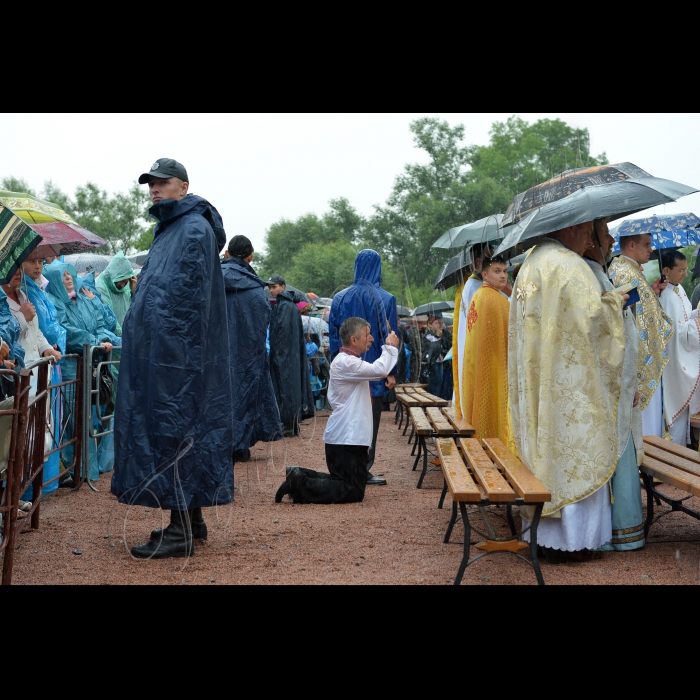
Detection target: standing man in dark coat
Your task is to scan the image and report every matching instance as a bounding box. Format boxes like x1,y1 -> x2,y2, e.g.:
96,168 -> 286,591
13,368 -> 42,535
268,277 -> 315,437
112,158 -> 234,559
221,235 -> 282,461
329,249 -> 398,485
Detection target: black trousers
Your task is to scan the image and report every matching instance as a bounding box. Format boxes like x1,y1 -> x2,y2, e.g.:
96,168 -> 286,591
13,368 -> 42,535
366,395 -> 383,472
290,443 -> 369,504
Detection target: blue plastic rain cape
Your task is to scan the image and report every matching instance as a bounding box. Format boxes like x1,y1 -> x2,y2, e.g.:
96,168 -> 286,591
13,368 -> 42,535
329,249 -> 398,398
0,288 -> 25,371
23,275 -> 67,355
76,273 -> 121,344
221,256 -> 281,452
111,194 -> 234,510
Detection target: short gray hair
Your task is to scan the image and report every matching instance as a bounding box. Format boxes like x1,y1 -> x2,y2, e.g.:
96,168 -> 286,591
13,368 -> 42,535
340,317 -> 370,346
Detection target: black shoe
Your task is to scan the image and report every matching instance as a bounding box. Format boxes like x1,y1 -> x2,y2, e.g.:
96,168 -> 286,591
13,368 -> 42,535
286,465 -> 302,477
275,478 -> 293,503
58,472 -> 74,488
151,507 -> 207,541
132,510 -> 195,559
366,474 -> 387,485
233,448 -> 251,463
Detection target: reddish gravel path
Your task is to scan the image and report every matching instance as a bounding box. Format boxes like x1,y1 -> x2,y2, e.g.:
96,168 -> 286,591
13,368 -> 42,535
8,409 -> 700,585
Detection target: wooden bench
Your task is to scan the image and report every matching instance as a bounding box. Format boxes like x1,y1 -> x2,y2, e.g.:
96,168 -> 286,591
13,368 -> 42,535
640,435 -> 700,537
408,406 -> 474,488
690,412 -> 700,430
394,384 -> 428,428
436,436 -> 551,585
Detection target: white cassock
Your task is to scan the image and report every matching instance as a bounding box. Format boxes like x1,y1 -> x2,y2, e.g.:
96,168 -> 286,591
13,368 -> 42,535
659,283 -> 700,445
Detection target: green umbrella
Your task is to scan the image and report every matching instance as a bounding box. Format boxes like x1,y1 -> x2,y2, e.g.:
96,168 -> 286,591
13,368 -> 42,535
0,200 -> 42,284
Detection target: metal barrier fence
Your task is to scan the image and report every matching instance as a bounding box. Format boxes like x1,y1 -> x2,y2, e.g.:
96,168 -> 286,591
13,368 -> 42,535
1,355 -> 83,585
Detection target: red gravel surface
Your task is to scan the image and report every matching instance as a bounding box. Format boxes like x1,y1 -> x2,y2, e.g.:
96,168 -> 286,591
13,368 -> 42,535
7,409 -> 700,585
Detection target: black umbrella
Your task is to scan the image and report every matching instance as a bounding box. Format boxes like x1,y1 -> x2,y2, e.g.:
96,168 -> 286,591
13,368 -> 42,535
396,305 -> 413,317
434,248 -> 473,291
412,300 -> 454,316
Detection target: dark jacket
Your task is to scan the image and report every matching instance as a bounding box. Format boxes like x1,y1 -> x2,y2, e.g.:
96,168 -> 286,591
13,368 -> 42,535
221,256 -> 281,451
111,194 -> 234,510
269,289 -> 315,426
329,249 -> 398,398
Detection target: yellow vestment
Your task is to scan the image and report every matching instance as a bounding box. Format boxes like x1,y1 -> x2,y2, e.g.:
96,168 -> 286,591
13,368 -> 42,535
462,284 -> 510,443
452,279 -> 465,416
509,239 -> 626,517
608,255 -> 674,412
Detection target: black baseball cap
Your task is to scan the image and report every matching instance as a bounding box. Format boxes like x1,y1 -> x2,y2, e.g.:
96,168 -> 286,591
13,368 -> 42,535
266,274 -> 285,286
138,158 -> 189,185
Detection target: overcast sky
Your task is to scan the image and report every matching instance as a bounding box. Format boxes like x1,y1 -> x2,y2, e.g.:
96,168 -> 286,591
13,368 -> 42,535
2,113 -> 699,254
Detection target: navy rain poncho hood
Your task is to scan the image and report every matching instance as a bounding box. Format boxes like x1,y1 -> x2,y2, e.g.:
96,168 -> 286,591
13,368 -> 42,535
221,256 -> 281,452
269,288 -> 315,427
112,194 -> 234,510
329,249 -> 398,398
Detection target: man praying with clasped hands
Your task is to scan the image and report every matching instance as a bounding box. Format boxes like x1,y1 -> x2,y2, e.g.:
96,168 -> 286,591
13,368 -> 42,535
275,317 -> 399,504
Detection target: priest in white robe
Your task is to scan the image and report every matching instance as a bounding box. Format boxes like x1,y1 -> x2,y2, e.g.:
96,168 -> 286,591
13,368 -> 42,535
659,249 -> 700,446
609,234 -> 674,438
510,219 -> 627,562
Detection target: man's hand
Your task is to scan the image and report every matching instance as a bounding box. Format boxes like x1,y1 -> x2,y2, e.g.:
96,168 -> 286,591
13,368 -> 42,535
19,300 -> 36,322
100,342 -> 113,352
633,391 -> 640,408
385,375 -> 396,390
129,276 -> 138,294
651,277 -> 668,296
0,340 -> 9,362
43,348 -> 62,362
386,331 -> 399,348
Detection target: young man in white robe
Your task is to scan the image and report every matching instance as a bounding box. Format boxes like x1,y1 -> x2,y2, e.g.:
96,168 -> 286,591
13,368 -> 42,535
658,250 -> 700,446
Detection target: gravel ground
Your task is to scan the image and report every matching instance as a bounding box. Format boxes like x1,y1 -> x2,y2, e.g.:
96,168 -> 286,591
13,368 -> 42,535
7,408 -> 700,585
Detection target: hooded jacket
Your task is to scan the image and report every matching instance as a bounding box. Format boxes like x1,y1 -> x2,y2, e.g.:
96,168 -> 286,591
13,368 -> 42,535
95,252 -> 135,335
111,194 -> 234,510
0,288 -> 25,371
269,288 -> 315,425
329,249 -> 398,398
23,274 -> 67,354
221,256 -> 281,451
76,272 -> 121,343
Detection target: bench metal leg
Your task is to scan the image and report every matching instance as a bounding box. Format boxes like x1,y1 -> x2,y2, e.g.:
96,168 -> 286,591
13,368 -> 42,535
529,503 -> 545,586
412,435 -> 422,471
410,427 -> 418,455
402,415 -> 411,437
506,504 -> 516,536
416,437 -> 429,488
438,478 -> 448,509
444,500 -> 458,543
454,502 -> 471,585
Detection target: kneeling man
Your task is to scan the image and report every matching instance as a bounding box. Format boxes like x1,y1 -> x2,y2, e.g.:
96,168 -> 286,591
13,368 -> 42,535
275,317 -> 398,504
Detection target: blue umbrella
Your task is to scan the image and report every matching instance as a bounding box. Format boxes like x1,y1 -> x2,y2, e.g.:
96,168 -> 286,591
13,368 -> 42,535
611,212 -> 700,255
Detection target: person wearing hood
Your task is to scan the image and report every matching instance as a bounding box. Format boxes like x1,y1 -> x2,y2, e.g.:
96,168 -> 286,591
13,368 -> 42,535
111,158 -> 234,560
221,235 -> 281,462
95,252 -> 136,337
268,274 -> 316,437
44,261 -> 114,483
329,249 -> 398,485
76,273 -> 121,344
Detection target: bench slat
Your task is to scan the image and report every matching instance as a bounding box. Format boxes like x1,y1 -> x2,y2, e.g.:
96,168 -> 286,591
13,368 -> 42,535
458,438 -> 515,502
397,393 -> 422,407
414,388 -> 449,406
643,435 -> 700,469
441,407 -> 475,436
409,407 -> 434,435
640,456 -> 700,498
481,438 -> 551,503
426,407 -> 454,436
436,438 -> 481,502
642,443 -> 700,479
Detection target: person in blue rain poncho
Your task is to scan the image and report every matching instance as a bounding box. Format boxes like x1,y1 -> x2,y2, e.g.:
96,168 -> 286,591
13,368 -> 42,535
329,249 -> 397,485
112,158 -> 234,560
43,261 -> 115,483
221,235 -> 281,463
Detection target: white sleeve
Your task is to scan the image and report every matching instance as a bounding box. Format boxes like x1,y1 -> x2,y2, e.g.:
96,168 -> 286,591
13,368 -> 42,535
340,346 -> 398,382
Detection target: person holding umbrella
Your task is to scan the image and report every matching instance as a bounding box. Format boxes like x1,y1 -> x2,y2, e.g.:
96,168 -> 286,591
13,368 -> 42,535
609,234 -> 674,438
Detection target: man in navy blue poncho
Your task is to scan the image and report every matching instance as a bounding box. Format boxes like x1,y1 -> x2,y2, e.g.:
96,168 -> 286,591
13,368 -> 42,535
329,249 -> 397,485
111,159 -> 234,559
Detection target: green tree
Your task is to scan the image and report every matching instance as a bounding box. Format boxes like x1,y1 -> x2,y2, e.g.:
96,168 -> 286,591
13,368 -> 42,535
466,116 -> 608,196
1,176 -> 36,196
285,241 -> 359,297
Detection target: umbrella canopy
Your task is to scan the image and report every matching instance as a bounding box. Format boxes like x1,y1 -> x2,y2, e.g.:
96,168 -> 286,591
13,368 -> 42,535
611,212 -> 700,255
0,201 -> 42,283
28,221 -> 107,258
412,300 -> 454,316
431,214 -> 504,249
63,252 -> 113,274
302,315 -> 329,335
396,305 -> 413,317
434,248 -> 473,291
127,250 -> 149,266
0,190 -> 78,225
495,164 -> 698,258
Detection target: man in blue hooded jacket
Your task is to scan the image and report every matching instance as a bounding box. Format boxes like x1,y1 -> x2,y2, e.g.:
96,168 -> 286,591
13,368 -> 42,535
111,159 -> 234,560
329,249 -> 397,485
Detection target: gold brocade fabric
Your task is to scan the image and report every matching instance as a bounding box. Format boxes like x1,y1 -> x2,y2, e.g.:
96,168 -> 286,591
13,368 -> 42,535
608,256 -> 674,412
452,279 -> 466,417
462,285 -> 510,443
509,239 -> 626,517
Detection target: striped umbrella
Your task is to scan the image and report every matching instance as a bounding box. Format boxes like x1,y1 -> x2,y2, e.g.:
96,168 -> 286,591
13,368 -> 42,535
0,200 -> 42,284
